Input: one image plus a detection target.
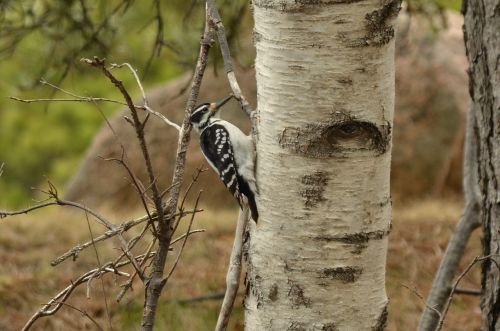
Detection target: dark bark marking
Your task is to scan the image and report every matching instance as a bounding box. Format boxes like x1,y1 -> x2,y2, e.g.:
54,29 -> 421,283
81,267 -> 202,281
278,113 -> 391,158
346,0 -> 401,47
287,321 -> 306,331
289,64 -> 306,71
322,322 -> 339,331
245,269 -> 264,309
320,266 -> 363,283
372,302 -> 388,331
300,171 -> 329,208
314,227 -> 390,254
268,283 -> 279,302
253,29 -> 262,43
253,0 -> 366,13
288,280 -> 311,308
336,77 -> 353,85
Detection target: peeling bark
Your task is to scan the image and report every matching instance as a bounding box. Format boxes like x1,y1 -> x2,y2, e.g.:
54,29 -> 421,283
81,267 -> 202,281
245,0 -> 400,329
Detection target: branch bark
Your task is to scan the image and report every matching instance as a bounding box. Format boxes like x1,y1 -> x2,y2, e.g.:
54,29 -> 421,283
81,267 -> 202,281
139,5 -> 214,330
215,207 -> 250,331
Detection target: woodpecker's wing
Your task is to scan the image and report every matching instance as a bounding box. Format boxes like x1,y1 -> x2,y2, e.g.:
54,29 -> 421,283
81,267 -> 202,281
200,123 -> 243,205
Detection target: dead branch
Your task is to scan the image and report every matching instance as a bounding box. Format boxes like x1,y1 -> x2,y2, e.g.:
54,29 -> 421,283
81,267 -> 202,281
22,252 -> 155,331
50,209 -> 202,266
402,284 -> 442,322
140,3 -> 214,329
110,62 -> 181,131
436,254 -> 500,331
52,301 -> 104,331
164,192 -> 202,283
82,57 -> 166,233
206,0 -> 257,132
117,238 -> 157,303
83,209 -> 112,330
215,207 -> 250,331
454,287 -> 481,296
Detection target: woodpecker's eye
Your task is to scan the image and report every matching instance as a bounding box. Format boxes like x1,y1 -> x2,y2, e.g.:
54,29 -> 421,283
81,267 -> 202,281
191,104 -> 210,123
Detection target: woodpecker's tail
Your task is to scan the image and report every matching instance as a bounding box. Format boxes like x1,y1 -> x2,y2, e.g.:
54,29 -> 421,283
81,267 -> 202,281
246,191 -> 259,223
236,176 -> 258,223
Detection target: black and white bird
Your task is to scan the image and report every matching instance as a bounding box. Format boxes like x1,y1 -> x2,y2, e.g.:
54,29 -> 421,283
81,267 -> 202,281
190,96 -> 258,222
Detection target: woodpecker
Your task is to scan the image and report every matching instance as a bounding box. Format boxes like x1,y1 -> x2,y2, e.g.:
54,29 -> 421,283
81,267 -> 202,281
190,95 -> 258,222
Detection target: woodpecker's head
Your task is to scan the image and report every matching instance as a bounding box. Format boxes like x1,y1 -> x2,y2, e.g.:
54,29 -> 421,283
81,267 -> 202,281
190,95 -> 233,131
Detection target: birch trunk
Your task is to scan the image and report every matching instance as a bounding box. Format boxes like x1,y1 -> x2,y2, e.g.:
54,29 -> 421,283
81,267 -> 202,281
462,0 -> 500,329
245,1 -> 400,329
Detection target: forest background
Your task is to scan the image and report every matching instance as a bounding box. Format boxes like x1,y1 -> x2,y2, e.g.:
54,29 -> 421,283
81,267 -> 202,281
0,0 -> 479,330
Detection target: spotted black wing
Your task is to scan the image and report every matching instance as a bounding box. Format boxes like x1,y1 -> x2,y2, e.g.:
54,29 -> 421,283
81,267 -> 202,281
200,124 -> 243,206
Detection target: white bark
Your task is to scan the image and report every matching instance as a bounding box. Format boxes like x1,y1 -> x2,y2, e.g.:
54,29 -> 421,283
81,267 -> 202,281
245,1 -> 400,330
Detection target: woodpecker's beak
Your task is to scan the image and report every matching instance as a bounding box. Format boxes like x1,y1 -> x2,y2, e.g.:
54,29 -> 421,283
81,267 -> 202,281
209,95 -> 233,114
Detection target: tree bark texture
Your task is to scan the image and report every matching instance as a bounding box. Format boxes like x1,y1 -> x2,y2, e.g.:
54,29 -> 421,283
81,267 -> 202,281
245,1 -> 400,330
463,0 -> 500,330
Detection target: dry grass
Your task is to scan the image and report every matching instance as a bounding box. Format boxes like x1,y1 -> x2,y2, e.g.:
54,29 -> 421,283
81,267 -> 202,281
0,199 -> 483,330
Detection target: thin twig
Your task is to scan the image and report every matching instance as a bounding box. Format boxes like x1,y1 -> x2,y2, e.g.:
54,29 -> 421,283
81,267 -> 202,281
50,209 -> 202,266
402,283 -> 442,321
117,238 -> 157,302
110,62 -> 181,131
164,191 -> 202,283
83,209 -> 113,330
52,301 -> 104,331
437,254 -> 500,331
206,0 -> 257,133
22,252 -> 154,331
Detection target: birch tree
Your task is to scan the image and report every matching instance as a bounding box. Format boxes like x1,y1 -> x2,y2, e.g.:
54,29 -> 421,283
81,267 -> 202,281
462,0 -> 500,328
245,1 -> 401,329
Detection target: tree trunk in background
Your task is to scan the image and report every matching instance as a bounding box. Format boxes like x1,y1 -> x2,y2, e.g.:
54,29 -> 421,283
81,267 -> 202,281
417,108 -> 481,331
245,1 -> 400,329
463,0 -> 500,329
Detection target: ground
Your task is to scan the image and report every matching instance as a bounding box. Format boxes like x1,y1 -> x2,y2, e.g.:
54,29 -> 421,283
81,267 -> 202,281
0,198 -> 481,330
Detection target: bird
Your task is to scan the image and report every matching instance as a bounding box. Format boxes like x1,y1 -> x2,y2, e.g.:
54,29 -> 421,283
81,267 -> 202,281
190,95 -> 258,222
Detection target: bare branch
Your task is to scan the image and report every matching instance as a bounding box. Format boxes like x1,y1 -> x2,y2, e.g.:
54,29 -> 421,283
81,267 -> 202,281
52,301 -> 104,331
140,3 -> 214,328
22,252 -> 154,331
437,254 -> 500,331
82,57 -> 167,246
110,62 -> 181,131
51,209 -> 202,266
164,191 -> 202,283
206,0 -> 257,131
215,207 -> 250,331
83,209 -> 112,330
116,238 -> 156,303
454,287 -> 481,296
402,284 -> 442,322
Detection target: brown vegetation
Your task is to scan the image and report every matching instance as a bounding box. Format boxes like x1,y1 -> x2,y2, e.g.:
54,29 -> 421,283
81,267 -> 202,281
0,199 -> 482,330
